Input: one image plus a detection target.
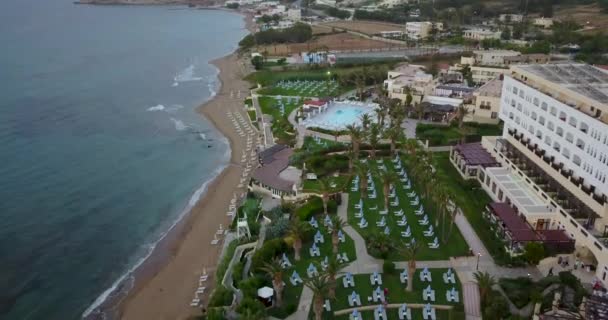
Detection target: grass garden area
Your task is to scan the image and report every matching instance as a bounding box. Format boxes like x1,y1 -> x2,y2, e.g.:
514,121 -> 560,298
301,136 -> 345,154
269,212 -> 358,318
258,79 -> 340,97
431,153 -> 516,265
347,156 -> 470,260
302,174 -> 351,193
416,123 -> 503,147
257,96 -> 299,145
302,268 -> 465,320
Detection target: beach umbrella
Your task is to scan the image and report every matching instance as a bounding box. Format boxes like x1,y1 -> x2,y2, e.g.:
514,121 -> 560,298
257,286 -> 274,299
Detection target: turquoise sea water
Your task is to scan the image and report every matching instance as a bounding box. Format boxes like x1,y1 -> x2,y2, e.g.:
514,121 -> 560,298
0,1 -> 247,319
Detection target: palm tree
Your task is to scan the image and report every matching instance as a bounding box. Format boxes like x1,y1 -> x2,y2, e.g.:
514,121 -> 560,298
455,104 -> 470,129
346,125 -> 363,161
322,255 -> 350,298
288,220 -> 309,261
368,124 -> 380,159
330,215 -> 347,254
261,258 -> 285,307
401,241 -> 421,292
431,182 -> 450,242
414,102 -> 425,120
385,125 -> 403,155
401,137 -> 420,158
317,177 -> 333,215
360,114 -> 372,131
304,274 -> 331,320
346,149 -> 355,174
380,170 -> 396,211
355,163 -> 369,199
366,232 -> 393,257
473,271 -> 496,304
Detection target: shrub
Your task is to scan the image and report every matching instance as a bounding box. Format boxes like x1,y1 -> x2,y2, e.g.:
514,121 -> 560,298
295,196 -> 337,221
205,307 -> 226,320
383,260 -> 396,275
208,285 -> 233,307
237,274 -> 268,298
236,297 -> 267,318
522,242 -> 546,265
251,238 -> 288,271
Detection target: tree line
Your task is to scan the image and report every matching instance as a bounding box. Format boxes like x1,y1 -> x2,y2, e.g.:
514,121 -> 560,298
238,23 -> 313,49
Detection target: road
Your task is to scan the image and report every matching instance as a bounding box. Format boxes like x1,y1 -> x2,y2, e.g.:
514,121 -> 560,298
334,45 -> 468,60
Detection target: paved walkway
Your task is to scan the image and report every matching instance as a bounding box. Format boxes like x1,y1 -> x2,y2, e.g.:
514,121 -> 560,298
250,90 -> 275,148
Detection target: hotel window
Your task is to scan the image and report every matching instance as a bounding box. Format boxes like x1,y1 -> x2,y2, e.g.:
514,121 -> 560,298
559,111 -> 567,121
531,112 -> 537,120
528,125 -> 534,134
562,148 -> 570,159
553,142 -> 561,152
516,116 -> 521,125
576,138 -> 585,150
539,116 -> 545,125
550,107 -> 557,116
556,127 -> 564,137
573,155 -> 582,166
509,112 -> 514,120
568,117 -> 577,128
533,97 -> 539,106
566,132 -> 574,143
519,90 -> 525,98
513,87 -> 518,94
580,122 -> 589,134
541,102 -> 548,111
545,136 -> 552,146
517,103 -> 522,111
536,130 -> 542,139
547,121 -> 554,131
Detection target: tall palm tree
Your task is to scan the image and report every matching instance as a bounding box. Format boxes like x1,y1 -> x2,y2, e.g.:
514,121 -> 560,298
367,232 -> 393,257
402,241 -> 420,292
455,104 -> 470,129
304,274 -> 331,320
261,258 -> 285,307
346,124 -> 363,161
317,177 -> 333,215
431,182 -> 450,242
380,170 -> 396,211
401,137 -> 420,158
346,149 -> 355,174
473,271 -> 496,304
360,114 -> 372,131
414,102 -> 425,120
355,162 -> 369,199
368,124 -> 380,159
386,124 -> 403,155
322,255 -> 349,298
288,220 -> 309,261
330,215 -> 347,254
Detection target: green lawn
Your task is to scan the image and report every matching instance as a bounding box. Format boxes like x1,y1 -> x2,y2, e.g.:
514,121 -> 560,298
332,269 -> 462,311
416,123 -> 503,146
273,213 -> 358,318
258,80 -> 340,97
301,136 -> 345,153
432,153 -> 510,264
347,156 -> 470,260
302,174 -> 351,193
258,96 -> 300,120
333,308 -> 454,320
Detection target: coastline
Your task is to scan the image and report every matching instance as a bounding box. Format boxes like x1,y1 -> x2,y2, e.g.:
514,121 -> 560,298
93,11 -> 255,320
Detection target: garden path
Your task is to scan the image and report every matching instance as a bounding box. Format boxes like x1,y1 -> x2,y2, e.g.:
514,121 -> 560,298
250,90 -> 275,148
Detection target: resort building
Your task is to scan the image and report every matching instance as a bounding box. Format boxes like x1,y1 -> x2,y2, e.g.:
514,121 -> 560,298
470,66 -> 509,85
384,64 -> 434,103
250,144 -> 301,199
503,54 -> 551,66
287,8 -> 301,21
419,95 -> 463,122
463,28 -> 501,41
380,30 -> 405,39
405,22 -> 442,40
533,17 -> 554,29
302,99 -> 329,114
467,78 -> 503,124
452,63 -> 608,284
498,13 -> 524,23
470,50 -> 521,67
434,84 -> 474,99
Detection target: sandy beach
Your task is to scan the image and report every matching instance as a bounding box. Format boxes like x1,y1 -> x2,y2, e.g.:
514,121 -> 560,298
120,13 -> 256,320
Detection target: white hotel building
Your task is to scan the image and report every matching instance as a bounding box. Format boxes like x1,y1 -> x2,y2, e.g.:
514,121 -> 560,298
451,63 -> 608,284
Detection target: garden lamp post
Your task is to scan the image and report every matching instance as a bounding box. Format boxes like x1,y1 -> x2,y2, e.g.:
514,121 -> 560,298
326,71 -> 331,96
476,253 -> 482,271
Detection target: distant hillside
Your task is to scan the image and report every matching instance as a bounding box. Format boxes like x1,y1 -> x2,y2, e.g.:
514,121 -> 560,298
75,0 -> 220,5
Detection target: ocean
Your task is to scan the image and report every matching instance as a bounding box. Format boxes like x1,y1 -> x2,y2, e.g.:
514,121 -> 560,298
0,1 -> 248,319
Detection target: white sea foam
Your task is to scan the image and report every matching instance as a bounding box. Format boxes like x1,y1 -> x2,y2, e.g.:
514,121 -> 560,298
171,82 -> 179,87
147,104 -> 165,112
174,64 -> 203,83
82,164 -> 227,319
199,133 -> 206,140
166,104 -> 184,112
170,118 -> 188,131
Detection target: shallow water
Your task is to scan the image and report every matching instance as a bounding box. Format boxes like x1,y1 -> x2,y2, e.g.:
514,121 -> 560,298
0,1 -> 247,319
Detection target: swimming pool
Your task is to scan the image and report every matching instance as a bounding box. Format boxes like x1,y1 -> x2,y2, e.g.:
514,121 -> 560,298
303,101 -> 377,131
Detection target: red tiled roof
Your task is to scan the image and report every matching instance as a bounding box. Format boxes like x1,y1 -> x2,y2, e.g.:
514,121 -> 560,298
454,143 -> 499,167
303,99 -> 328,107
252,147 -> 295,192
538,229 -> 573,243
489,202 -> 539,241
